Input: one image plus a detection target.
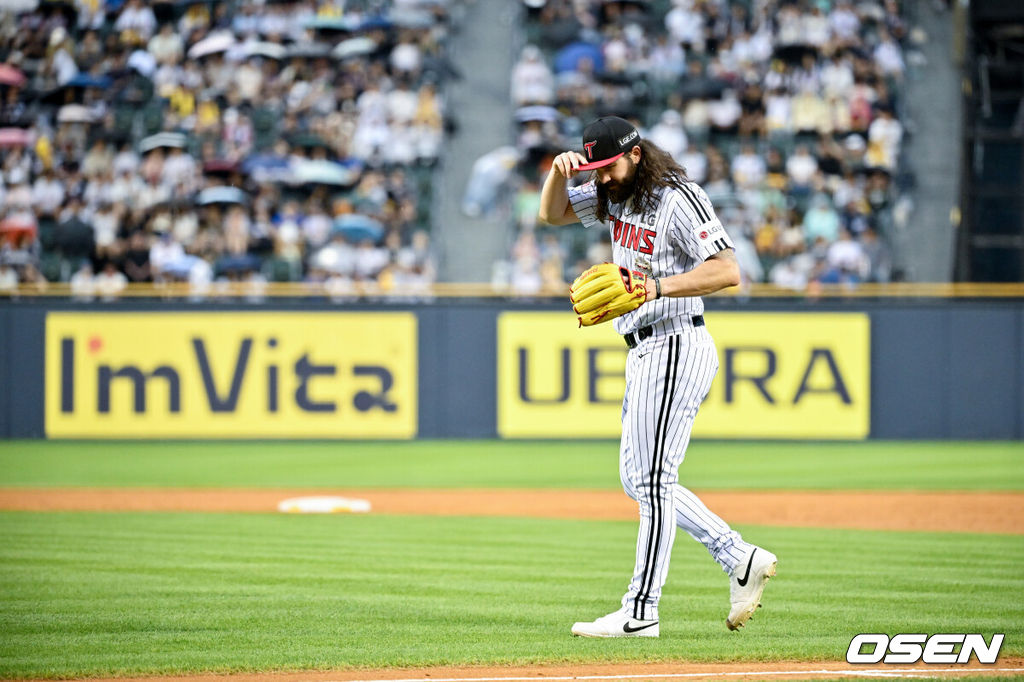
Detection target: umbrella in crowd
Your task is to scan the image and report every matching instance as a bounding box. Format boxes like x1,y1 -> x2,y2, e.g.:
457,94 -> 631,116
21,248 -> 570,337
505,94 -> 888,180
57,104 -> 95,124
187,32 -> 236,60
303,15 -> 361,32
287,132 -> 332,150
389,8 -> 435,29
65,73 -> 113,89
0,64 -> 26,87
357,16 -> 393,31
241,153 -> 290,182
287,43 -> 332,60
161,253 -> 203,279
202,159 -> 240,176
0,127 -> 30,147
514,105 -> 560,123
332,214 -> 384,243
139,132 -> 188,153
150,197 -> 194,212
171,0 -> 223,7
244,41 -> 287,61
333,36 -> 377,60
0,0 -> 35,13
289,159 -> 362,186
0,214 -> 37,232
0,214 -> 38,243
196,186 -> 249,206
773,44 -> 819,65
215,253 -> 262,275
553,41 -> 604,73
151,0 -> 217,11
127,50 -> 157,78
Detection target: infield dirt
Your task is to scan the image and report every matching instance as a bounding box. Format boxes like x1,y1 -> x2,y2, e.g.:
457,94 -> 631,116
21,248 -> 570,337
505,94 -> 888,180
22,657 -> 1024,682
0,488 -> 1021,534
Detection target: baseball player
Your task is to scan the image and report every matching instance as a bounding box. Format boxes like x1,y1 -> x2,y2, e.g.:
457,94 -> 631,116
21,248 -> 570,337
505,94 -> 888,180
538,116 -> 777,638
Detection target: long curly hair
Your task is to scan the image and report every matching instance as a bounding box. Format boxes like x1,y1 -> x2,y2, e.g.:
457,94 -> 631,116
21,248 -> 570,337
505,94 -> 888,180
595,139 -> 690,222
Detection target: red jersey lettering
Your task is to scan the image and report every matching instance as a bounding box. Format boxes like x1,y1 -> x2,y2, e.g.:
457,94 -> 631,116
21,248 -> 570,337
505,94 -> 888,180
610,215 -> 659,256
639,229 -> 656,255
628,224 -> 641,251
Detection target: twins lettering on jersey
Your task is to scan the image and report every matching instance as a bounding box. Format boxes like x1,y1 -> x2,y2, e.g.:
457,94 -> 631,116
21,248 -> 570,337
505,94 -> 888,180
612,216 -> 657,255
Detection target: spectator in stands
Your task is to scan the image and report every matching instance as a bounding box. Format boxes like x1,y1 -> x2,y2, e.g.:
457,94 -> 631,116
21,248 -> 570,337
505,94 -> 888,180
823,228 -> 869,284
123,230 -> 152,283
763,146 -> 787,190
803,194 -> 842,246
33,168 -> 65,220
679,142 -> 708,184
647,33 -> 686,86
69,261 -> 95,301
786,144 -> 819,195
647,109 -> 688,162
868,105 -> 904,170
874,29 -> 906,80
791,85 -> 828,136
861,226 -> 893,282
149,231 -> 184,283
56,197 -> 94,269
0,263 -> 17,292
738,82 -> 766,138
94,260 -> 128,301
664,0 -> 703,50
708,88 -> 742,135
44,27 -> 77,87
829,0 -> 861,44
732,143 -> 767,190
115,0 -> 158,44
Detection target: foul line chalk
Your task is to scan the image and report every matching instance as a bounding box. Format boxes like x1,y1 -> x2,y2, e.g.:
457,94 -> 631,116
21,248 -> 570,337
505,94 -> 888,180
332,667 -> 1024,682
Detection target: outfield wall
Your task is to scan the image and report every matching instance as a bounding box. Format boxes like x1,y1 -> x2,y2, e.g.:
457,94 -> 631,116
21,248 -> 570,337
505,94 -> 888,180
0,299 -> 1021,440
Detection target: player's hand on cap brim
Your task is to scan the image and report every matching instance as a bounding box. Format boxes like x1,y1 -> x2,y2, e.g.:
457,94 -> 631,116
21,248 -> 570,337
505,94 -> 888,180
553,151 -> 588,178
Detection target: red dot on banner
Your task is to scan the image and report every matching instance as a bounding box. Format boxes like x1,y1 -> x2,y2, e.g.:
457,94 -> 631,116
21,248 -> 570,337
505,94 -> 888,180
699,231 -> 708,239
88,336 -> 103,353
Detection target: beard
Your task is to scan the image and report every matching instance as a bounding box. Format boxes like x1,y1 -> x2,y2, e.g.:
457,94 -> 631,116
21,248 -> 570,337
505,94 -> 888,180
595,159 -> 638,206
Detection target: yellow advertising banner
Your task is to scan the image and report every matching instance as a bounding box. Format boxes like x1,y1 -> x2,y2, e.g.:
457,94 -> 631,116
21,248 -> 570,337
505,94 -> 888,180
45,312 -> 417,438
497,312 -> 870,439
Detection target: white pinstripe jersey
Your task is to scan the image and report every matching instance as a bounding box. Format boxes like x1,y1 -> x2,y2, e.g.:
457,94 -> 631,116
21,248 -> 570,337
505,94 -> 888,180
568,179 -> 734,335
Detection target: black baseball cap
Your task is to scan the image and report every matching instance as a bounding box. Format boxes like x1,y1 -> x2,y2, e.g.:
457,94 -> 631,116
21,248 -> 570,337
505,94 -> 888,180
578,116 -> 640,171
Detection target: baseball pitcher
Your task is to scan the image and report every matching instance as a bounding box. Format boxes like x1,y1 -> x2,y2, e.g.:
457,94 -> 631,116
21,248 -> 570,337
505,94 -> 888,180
538,116 -> 778,638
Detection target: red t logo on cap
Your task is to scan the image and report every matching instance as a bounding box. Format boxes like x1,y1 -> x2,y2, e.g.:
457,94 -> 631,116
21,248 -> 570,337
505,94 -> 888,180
583,141 -> 596,160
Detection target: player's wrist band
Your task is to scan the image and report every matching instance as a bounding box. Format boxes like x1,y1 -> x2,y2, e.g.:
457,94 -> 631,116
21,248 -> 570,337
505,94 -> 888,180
654,278 -> 662,299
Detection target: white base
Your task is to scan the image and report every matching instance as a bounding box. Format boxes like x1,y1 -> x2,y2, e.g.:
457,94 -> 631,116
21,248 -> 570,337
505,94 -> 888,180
277,496 -> 371,514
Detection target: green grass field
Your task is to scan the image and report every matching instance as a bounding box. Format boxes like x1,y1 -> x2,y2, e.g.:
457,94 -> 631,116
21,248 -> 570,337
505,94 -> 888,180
1,440 -> 1022,679
1,440 -> 1022,490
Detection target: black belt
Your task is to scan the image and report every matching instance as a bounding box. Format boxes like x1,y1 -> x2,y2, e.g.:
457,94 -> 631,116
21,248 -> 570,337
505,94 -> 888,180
624,315 -> 704,349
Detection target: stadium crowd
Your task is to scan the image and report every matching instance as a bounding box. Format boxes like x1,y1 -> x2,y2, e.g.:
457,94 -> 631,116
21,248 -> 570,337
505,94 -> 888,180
0,0 -> 455,299
500,0 -> 912,293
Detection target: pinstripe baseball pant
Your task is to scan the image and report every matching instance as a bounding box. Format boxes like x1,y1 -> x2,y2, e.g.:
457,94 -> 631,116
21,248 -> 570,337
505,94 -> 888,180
619,328 -> 754,621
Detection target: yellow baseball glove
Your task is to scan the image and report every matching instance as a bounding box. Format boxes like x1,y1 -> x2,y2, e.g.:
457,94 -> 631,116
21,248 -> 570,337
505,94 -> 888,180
569,262 -> 649,327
